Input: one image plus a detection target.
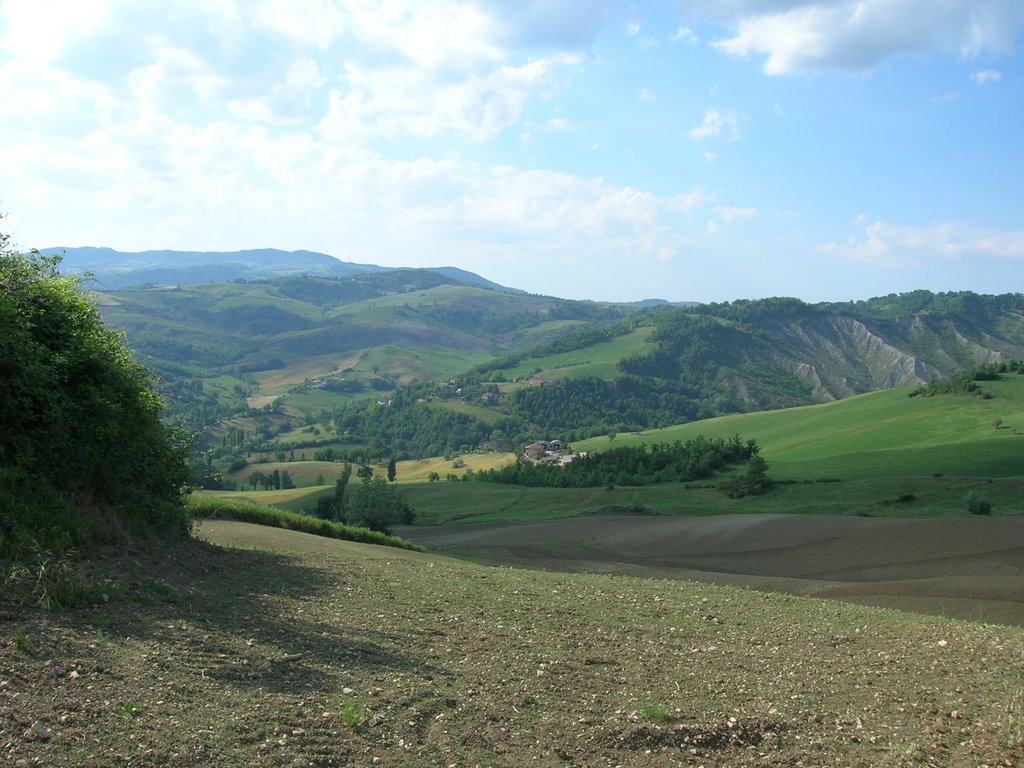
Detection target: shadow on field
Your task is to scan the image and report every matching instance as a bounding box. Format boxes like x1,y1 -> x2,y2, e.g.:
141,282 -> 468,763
396,513 -> 1024,627
90,528 -> 432,694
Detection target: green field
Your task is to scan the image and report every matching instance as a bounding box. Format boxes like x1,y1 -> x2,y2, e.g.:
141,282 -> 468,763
407,377 -> 1024,524
204,376 -> 1024,525
575,376 -> 1024,479
502,325 -> 656,381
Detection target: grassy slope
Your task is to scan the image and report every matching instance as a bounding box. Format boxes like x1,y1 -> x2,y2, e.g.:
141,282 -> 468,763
206,378 -> 1024,524
502,325 -> 656,381
576,376 -> 1024,479
99,282 -> 584,412
406,378 -> 1024,525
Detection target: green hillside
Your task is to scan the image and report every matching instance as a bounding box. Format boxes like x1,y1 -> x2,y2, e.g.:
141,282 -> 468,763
91,271 -> 1024,492
206,376 -> 1024,524
575,374 -> 1024,480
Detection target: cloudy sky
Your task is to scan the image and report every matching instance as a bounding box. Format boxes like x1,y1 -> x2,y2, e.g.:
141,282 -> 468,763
1,1 -> 1022,302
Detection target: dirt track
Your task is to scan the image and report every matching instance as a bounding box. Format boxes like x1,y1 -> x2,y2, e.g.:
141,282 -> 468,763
397,514 -> 1024,626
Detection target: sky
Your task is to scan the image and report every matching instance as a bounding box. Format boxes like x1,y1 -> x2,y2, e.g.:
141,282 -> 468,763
1,1 -> 1023,303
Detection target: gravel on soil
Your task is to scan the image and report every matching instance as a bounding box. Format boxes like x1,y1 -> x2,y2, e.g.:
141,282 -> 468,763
1,520 -> 1022,767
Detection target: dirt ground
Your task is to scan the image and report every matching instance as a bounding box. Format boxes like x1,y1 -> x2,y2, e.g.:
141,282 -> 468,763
3,521 -> 1024,767
396,513 -> 1024,627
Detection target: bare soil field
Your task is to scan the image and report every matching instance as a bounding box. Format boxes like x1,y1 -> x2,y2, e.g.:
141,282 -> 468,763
397,514 -> 1024,627
3,521 -> 1023,767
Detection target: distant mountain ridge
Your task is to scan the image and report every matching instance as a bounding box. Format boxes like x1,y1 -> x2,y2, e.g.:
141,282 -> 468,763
42,246 -> 517,293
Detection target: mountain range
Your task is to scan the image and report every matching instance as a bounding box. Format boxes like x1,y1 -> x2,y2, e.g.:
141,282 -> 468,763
43,246 -> 514,293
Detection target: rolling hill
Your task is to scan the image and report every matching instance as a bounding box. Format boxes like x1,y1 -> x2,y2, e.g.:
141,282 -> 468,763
68,245 -> 1023,481
44,245 -> 516,292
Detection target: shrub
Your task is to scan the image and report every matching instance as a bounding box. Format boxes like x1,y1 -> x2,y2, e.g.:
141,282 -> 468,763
0,239 -> 192,558
965,491 -> 993,516
189,497 -> 423,551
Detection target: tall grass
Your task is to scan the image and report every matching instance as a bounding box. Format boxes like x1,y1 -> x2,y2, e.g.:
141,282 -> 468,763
188,497 -> 424,552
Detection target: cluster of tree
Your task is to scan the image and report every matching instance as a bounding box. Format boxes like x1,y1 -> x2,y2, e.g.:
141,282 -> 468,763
477,435 -> 760,488
825,290 -> 1024,323
909,361 -> 1024,398
508,376 -> 701,439
247,469 -> 296,490
311,463 -> 413,533
972,361 -> 1024,377
418,304 -> 546,339
908,371 -> 986,398
330,396 -> 522,458
1,239 -> 192,558
717,454 -> 772,498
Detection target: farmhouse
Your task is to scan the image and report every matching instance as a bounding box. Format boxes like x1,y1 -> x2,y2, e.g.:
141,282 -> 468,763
523,442 -> 548,460
523,439 -> 564,460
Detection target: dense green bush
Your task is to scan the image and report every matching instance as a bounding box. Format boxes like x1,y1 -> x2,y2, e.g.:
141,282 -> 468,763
189,497 -> 423,551
479,435 -> 759,488
965,491 -> 993,516
0,236 -> 192,557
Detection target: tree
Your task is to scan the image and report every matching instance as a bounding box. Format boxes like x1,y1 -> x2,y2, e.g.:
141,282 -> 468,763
280,470 -> 295,490
346,475 -> 414,533
357,464 -> 374,482
248,471 -> 263,490
387,456 -> 397,482
428,472 -> 440,482
333,462 -> 352,521
0,238 -> 191,557
965,491 -> 992,516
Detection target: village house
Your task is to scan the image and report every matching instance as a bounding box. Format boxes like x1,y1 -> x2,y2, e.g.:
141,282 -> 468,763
522,439 -> 564,460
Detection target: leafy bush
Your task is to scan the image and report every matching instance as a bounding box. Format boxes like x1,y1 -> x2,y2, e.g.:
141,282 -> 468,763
189,496 -> 422,551
0,238 -> 192,558
481,435 -> 760,488
345,475 -> 415,533
965,491 -> 993,516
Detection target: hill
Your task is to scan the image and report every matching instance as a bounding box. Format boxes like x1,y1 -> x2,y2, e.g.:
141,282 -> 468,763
79,258 -> 1024,484
3,520 -> 1022,767
43,246 -> 515,292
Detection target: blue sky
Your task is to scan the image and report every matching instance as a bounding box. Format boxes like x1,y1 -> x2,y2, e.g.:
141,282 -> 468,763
1,1 -> 1022,303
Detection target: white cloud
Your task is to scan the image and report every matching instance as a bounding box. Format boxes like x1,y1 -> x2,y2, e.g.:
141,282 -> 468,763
714,205 -> 756,223
254,0 -> 348,49
318,51 -> 580,143
971,68 -> 1002,85
821,220 -> 1024,267
671,25 -> 698,44
0,0 -> 109,60
706,1 -> 1024,75
229,58 -> 327,125
638,87 -> 656,103
689,108 -> 740,140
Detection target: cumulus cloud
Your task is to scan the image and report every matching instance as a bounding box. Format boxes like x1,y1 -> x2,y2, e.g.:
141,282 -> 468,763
689,108 -> 740,140
671,25 -> 698,44
705,0 -> 1024,75
714,205 -> 756,222
228,58 -> 327,125
971,68 -> 1002,85
820,220 -> 1024,267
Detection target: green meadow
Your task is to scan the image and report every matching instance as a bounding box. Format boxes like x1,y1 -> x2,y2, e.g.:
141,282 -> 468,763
501,324 -> 656,382
575,376 -> 1024,479
200,376 -> 1024,524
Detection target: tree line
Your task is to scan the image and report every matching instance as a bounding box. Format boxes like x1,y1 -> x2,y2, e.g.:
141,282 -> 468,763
477,435 -> 760,488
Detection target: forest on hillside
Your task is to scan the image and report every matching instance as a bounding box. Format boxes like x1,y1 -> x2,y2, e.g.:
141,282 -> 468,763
79,269 -> 1024,487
